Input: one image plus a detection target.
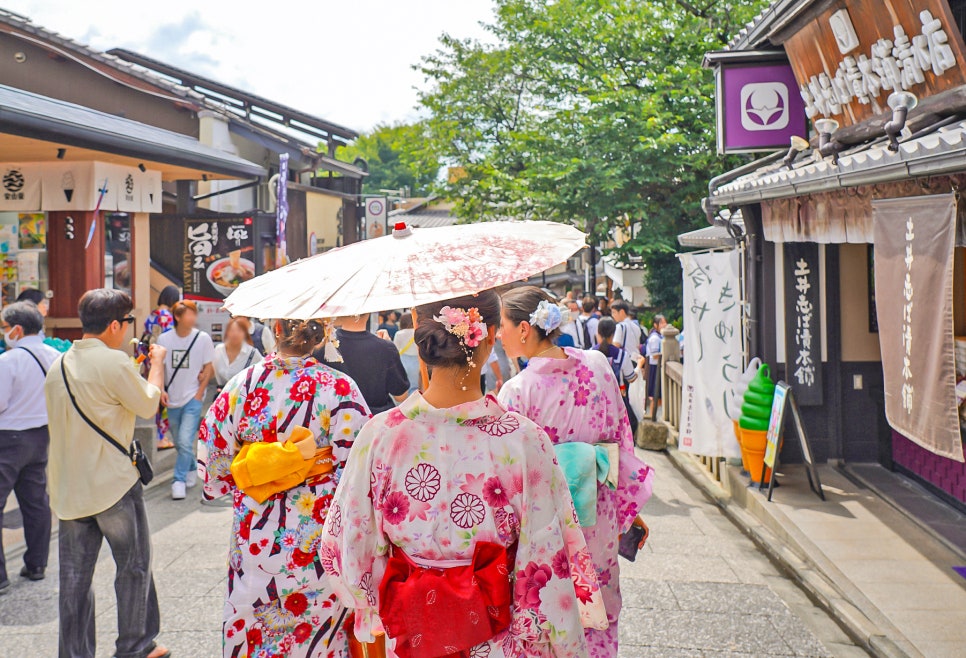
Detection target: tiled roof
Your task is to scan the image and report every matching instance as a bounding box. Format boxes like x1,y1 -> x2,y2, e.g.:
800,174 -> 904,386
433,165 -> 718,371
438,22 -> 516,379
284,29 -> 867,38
710,121 -> 966,206
725,0 -> 813,51
0,8 -> 358,173
391,208 -> 459,229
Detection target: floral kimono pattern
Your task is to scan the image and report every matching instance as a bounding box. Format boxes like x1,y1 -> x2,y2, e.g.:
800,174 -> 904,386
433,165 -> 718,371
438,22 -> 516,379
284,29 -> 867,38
200,355 -> 370,658
320,394 -> 607,658
499,348 -> 654,658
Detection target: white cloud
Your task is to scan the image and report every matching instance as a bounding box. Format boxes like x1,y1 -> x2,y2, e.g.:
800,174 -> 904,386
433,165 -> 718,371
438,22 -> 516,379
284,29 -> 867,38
4,0 -> 494,132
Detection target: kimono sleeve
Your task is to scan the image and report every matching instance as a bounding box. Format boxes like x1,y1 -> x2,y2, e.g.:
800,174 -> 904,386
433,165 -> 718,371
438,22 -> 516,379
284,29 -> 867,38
324,376 -> 370,475
319,419 -> 389,642
198,377 -> 242,499
506,425 -> 606,656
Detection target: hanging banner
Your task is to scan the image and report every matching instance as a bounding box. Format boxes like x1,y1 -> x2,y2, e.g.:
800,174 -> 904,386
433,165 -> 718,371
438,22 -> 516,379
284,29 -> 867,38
679,250 -> 742,458
183,217 -> 255,302
276,154 -> 289,267
874,194 -> 964,462
0,164 -> 42,212
784,243 -> 823,406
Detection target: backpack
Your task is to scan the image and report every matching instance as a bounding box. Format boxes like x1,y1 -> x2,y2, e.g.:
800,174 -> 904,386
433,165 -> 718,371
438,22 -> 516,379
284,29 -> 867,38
250,320 -> 267,354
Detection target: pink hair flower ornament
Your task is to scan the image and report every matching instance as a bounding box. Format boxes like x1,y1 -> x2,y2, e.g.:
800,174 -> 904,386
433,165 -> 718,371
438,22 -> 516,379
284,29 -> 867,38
434,306 -> 487,349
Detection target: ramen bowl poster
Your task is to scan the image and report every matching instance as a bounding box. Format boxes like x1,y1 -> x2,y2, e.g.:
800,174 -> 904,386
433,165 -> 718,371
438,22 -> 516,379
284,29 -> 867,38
183,217 -> 254,301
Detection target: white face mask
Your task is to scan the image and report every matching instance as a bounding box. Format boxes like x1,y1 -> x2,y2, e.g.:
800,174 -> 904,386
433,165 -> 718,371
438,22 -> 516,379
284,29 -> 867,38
3,328 -> 20,347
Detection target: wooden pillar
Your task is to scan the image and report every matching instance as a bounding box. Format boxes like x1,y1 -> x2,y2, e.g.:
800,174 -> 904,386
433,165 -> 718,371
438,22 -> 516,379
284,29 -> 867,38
132,212 -> 151,332
45,211 -> 105,340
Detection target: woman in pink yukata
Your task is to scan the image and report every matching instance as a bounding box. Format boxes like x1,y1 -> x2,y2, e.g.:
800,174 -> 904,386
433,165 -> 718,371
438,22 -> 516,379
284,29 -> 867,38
498,286 -> 654,658
320,290 -> 607,657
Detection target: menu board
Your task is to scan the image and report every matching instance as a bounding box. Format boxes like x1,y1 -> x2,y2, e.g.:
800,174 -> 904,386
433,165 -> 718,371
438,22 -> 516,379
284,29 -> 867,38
183,217 -> 255,301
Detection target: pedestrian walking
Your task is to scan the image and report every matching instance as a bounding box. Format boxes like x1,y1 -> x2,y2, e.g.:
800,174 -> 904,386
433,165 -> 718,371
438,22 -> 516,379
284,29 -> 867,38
378,310 -> 400,339
594,317 -> 640,437
315,315 -> 409,415
644,314 -> 667,421
321,290 -> 605,657
572,297 -> 599,349
393,312 -> 420,393
610,300 -> 642,361
212,316 -> 263,390
0,302 -> 59,594
15,288 -> 49,317
157,300 -> 215,500
143,285 -> 179,451
44,288 -> 169,658
498,286 -> 654,657
199,319 -> 369,658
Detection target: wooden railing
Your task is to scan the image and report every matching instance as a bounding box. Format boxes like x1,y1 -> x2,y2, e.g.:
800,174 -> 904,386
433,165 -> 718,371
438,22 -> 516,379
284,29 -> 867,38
662,360 -> 683,433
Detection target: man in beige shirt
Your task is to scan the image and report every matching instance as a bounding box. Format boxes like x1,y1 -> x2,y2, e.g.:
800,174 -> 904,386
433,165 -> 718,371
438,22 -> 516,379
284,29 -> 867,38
45,289 -> 170,658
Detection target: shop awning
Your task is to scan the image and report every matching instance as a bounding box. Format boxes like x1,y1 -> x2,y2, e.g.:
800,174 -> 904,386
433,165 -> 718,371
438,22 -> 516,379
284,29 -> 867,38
709,121 -> 966,208
0,84 -> 266,180
678,225 -> 739,249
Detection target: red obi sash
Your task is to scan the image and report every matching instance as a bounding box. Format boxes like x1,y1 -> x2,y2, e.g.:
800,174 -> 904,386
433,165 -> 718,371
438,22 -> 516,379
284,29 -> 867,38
378,541 -> 515,658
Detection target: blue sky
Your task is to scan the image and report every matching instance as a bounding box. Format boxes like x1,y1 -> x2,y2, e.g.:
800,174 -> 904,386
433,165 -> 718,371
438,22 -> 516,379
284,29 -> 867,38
4,0 -> 494,132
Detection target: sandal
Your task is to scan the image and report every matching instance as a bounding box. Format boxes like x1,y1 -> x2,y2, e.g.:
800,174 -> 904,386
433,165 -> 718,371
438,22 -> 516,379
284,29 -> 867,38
157,439 -> 175,450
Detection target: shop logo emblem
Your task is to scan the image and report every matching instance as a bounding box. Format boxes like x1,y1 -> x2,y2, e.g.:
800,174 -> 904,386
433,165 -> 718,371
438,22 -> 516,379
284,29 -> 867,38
829,9 -> 860,54
2,168 -> 25,201
740,82 -> 789,131
124,173 -> 135,202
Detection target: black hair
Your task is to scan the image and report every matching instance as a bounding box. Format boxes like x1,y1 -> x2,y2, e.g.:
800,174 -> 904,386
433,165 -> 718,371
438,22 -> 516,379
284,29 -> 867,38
596,316 -> 617,358
1,301 -> 44,336
611,300 -> 630,315
501,286 -> 562,341
414,290 -> 501,369
277,319 -> 327,356
399,312 -> 414,330
157,285 -> 181,309
16,288 -> 45,306
581,296 -> 596,313
78,289 -> 133,334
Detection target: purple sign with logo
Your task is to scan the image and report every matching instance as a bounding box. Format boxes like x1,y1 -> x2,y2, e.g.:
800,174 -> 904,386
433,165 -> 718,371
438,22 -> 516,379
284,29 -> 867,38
719,64 -> 807,153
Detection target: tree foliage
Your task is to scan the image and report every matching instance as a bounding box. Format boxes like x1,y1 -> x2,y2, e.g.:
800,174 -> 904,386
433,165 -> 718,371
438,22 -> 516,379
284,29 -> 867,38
338,122 -> 441,196
418,0 -> 768,315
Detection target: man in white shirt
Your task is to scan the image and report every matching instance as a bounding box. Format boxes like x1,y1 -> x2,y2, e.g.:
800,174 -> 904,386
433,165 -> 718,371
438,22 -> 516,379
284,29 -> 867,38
157,300 -> 214,500
611,299 -> 643,361
0,302 -> 59,594
644,314 -> 668,420
573,297 -> 600,350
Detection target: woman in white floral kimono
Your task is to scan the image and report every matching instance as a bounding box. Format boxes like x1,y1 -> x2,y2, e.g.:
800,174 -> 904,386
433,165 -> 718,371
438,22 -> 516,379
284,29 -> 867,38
199,319 -> 370,658
498,287 -> 655,658
321,290 -> 606,658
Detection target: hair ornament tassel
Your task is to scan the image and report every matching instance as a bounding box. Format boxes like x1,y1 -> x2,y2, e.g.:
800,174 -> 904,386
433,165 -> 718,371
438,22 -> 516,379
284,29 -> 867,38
434,306 -> 486,390
322,319 -> 343,363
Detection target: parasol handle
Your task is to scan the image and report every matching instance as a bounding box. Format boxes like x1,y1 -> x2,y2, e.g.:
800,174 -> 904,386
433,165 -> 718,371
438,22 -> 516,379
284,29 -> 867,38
411,307 -> 429,391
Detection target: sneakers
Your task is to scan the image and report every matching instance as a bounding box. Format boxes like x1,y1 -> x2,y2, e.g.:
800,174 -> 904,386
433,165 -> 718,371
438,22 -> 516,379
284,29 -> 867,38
171,481 -> 186,500
185,471 -> 198,489
19,566 -> 44,581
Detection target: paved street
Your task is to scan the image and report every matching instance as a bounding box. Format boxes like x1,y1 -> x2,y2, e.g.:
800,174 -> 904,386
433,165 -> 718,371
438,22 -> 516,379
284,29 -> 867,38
0,450 -> 866,657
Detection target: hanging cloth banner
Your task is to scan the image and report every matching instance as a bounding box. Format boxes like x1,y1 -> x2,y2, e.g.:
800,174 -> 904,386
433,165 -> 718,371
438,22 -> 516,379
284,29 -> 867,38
873,194 -> 964,462
276,153 -> 289,267
679,250 -> 742,458
0,164 -> 42,211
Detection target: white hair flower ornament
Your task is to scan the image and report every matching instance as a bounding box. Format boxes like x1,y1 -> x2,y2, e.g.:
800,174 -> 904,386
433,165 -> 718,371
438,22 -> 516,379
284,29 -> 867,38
529,299 -> 563,333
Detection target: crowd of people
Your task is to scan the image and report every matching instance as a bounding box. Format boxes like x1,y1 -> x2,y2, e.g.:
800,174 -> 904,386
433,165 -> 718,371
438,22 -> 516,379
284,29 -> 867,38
0,282 -> 672,658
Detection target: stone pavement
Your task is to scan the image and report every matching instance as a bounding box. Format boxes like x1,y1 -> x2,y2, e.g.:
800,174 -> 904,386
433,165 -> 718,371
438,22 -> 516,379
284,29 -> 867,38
0,450 -> 865,657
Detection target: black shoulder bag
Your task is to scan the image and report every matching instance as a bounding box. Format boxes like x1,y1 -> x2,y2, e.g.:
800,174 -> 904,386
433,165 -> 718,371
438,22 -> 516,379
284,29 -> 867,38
60,357 -> 154,485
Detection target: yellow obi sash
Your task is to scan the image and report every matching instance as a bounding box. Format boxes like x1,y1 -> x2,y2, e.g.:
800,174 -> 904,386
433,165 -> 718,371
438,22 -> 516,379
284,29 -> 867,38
230,427 -> 335,503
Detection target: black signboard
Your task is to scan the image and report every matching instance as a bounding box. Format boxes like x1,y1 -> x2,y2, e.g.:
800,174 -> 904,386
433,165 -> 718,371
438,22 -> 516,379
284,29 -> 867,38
760,381 -> 825,502
783,243 -> 823,406
183,217 -> 255,301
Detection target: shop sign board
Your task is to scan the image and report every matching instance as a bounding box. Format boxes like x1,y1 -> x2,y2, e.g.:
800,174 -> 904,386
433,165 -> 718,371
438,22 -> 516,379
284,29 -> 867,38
183,217 -> 255,302
783,242 -> 823,406
873,194 -> 964,462
717,63 -> 808,153
783,0 -> 966,128
678,249 -> 742,458
0,162 -> 162,213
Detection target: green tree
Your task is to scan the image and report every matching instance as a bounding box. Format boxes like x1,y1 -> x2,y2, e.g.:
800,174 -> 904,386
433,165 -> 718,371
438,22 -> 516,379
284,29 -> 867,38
418,0 -> 768,315
337,122 -> 441,196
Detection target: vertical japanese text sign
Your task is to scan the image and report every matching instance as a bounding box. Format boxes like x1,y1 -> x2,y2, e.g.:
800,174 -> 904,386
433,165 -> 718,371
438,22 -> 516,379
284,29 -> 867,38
679,250 -> 742,458
276,153 -> 289,267
873,195 -> 963,462
784,243 -> 823,406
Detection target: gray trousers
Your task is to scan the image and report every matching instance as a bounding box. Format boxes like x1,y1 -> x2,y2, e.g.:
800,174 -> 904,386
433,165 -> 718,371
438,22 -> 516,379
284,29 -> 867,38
0,426 -> 51,582
58,483 -> 160,658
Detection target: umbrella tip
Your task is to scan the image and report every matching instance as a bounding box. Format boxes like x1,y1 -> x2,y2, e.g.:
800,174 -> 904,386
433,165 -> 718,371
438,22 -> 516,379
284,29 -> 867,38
392,222 -> 412,238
